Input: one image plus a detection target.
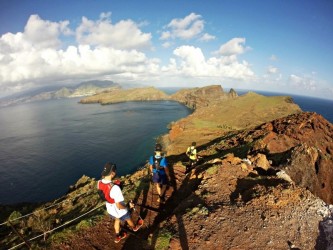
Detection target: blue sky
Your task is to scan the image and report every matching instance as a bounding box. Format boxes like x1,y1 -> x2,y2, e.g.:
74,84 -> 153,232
0,0 -> 332,99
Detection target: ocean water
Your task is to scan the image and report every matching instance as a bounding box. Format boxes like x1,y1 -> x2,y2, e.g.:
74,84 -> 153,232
0,99 -> 191,204
0,90 -> 332,205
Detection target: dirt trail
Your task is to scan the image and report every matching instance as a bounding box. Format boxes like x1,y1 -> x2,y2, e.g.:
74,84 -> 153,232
50,164 -> 194,249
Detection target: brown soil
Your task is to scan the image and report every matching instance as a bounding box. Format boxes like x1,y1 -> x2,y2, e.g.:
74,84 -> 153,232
50,113 -> 333,250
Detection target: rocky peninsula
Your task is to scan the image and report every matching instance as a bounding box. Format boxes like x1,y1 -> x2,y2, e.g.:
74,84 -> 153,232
1,85 -> 332,250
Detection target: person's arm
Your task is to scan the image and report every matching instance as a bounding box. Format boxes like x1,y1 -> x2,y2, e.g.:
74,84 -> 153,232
111,185 -> 127,210
115,201 -> 127,210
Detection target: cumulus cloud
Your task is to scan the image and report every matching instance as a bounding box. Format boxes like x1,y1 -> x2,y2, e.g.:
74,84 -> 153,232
0,15 -> 71,54
76,12 -> 152,50
160,13 -> 214,41
0,14 -> 157,94
199,33 -> 216,42
289,74 -> 316,91
162,41 -> 173,48
217,38 -> 250,56
267,66 -> 278,74
0,13 -> 255,97
162,45 -> 254,80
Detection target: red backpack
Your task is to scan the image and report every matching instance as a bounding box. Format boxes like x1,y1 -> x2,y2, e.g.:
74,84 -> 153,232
97,180 -> 122,204
97,181 -> 115,204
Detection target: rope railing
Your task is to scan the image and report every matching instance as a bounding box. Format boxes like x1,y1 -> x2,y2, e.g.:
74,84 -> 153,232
0,189 -> 96,227
2,164 -> 149,249
7,202 -> 105,250
1,163 -> 149,227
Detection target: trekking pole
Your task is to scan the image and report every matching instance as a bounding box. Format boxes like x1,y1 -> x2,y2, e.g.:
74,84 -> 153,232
129,200 -> 143,221
8,221 -> 31,249
134,202 -> 160,212
149,180 -> 154,226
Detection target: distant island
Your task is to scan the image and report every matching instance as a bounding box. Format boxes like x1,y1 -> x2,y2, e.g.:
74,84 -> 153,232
0,80 -> 123,107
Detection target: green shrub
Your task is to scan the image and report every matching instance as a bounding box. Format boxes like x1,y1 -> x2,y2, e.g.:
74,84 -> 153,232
152,229 -> 173,250
206,165 -> 219,175
7,211 -> 22,226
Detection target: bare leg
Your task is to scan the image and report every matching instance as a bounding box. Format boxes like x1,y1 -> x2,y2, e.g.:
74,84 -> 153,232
156,183 -> 162,202
114,218 -> 120,234
125,218 -> 135,228
160,184 -> 166,197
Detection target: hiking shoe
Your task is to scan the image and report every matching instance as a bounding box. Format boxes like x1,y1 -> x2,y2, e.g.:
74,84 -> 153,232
132,219 -> 144,232
114,231 -> 127,243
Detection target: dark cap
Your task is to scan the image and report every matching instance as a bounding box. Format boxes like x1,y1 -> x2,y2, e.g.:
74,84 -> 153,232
192,142 -> 196,146
155,143 -> 162,152
101,162 -> 117,176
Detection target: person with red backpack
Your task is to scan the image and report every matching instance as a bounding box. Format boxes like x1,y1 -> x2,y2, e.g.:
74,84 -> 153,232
97,162 -> 143,243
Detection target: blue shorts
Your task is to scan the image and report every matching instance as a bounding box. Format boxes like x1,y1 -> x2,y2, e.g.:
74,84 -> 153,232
152,172 -> 168,185
110,210 -> 131,222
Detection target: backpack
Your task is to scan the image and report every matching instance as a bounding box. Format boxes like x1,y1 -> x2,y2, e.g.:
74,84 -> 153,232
97,180 -> 122,204
153,156 -> 164,170
187,147 -> 195,157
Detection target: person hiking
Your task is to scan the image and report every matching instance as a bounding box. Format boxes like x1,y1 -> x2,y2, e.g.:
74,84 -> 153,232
97,162 -> 143,243
149,143 -> 170,203
185,142 -> 198,173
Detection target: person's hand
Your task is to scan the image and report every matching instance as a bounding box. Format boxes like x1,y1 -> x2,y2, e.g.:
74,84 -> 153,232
129,200 -> 135,209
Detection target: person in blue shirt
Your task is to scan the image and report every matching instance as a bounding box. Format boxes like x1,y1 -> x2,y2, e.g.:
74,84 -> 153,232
149,143 -> 170,203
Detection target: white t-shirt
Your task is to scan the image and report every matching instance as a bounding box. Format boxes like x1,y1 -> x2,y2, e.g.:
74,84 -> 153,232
101,179 -> 128,218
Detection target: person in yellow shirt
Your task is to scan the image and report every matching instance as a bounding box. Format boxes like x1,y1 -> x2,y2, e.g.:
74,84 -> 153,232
185,142 -> 197,173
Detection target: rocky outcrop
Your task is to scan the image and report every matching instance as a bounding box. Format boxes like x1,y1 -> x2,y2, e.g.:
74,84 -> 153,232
222,112 -> 333,204
170,85 -> 235,109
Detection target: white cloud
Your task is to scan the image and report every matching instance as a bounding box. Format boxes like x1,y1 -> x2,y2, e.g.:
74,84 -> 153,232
24,15 -> 71,50
160,13 -> 213,41
0,14 -> 158,94
267,66 -> 278,74
76,13 -> 152,50
217,38 -> 250,56
289,74 -> 316,91
199,33 -> 216,42
162,45 -> 254,80
162,41 -> 173,48
0,15 -> 71,53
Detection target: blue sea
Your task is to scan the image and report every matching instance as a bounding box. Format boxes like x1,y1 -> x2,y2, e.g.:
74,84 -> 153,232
0,99 -> 191,205
0,90 -> 332,205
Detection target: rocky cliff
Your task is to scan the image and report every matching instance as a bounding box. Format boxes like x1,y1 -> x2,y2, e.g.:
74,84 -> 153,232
170,85 -> 237,109
1,86 -> 332,250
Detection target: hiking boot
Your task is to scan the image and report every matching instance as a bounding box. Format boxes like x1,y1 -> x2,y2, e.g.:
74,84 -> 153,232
132,219 -> 144,232
114,231 -> 127,243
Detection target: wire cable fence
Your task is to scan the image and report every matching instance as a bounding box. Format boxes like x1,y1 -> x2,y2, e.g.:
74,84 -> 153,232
0,189 -> 96,227
7,203 -> 105,250
2,164 -> 149,249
